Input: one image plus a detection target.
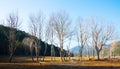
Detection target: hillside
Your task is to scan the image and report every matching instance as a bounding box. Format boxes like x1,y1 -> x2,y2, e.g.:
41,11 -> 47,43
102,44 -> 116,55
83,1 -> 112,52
0,25 -> 62,56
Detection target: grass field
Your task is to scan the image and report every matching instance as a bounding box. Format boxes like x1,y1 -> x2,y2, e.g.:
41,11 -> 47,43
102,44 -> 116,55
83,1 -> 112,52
0,56 -> 120,69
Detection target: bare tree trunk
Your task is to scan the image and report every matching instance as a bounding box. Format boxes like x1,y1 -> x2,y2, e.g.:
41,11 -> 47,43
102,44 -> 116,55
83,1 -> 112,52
43,42 -> 47,61
97,51 -> 100,60
92,46 -> 95,57
31,51 -> 34,62
67,50 -> 71,61
60,50 -> 63,61
86,43 -> 90,59
30,45 -> 34,62
60,40 -> 65,62
67,36 -> 72,61
60,49 -> 64,61
51,45 -> 53,61
51,44 -> 55,61
9,53 -> 13,62
92,35 -> 95,58
87,48 -> 90,59
79,47 -> 83,61
9,44 -> 16,62
35,46 -> 39,61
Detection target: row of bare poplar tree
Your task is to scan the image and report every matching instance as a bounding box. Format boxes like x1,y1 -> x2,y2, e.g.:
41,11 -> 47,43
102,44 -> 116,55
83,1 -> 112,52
2,10 -> 116,62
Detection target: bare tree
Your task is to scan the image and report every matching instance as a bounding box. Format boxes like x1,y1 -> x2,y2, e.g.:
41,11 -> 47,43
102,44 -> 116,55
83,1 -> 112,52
22,36 -> 38,62
47,16 -> 56,61
29,14 -> 38,62
90,18 -> 115,60
66,36 -> 72,61
6,12 -> 21,62
29,11 -> 44,62
76,17 -> 89,61
52,11 -> 71,62
85,40 -> 90,59
42,25 -> 54,61
42,26 -> 49,61
37,12 -> 44,61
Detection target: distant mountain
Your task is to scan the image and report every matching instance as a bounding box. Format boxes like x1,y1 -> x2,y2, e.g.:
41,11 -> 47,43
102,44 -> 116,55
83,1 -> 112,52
70,46 -> 93,56
71,44 -> 112,56
71,46 -> 80,53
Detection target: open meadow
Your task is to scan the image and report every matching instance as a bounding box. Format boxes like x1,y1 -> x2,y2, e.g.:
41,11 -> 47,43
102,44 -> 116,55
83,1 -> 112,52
0,0 -> 120,69
0,56 -> 120,69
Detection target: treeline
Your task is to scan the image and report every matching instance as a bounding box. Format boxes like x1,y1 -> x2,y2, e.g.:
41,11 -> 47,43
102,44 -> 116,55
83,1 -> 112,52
0,10 -> 118,61
0,25 -> 67,56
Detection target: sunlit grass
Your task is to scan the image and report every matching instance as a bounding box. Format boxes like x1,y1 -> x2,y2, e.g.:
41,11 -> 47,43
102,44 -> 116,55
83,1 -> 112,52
0,56 -> 120,69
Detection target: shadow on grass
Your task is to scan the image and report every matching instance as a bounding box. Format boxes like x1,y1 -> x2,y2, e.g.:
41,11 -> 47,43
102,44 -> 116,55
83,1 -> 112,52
0,64 -> 120,69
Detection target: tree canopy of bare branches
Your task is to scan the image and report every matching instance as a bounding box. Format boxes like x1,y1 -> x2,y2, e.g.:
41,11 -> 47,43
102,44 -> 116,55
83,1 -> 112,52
45,16 -> 56,61
76,17 -> 89,61
90,18 -> 115,60
6,12 -> 21,62
29,11 -> 44,62
52,11 -> 71,61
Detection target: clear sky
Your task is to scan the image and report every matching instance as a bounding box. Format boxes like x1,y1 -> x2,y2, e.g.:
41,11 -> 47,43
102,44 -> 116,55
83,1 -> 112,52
0,0 -> 120,49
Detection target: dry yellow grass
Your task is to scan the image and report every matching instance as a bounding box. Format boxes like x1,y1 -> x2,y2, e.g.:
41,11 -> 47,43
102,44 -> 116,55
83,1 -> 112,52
0,56 -> 120,69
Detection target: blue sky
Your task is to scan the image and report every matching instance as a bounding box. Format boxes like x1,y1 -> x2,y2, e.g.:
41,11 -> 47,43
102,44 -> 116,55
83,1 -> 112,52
0,0 -> 120,49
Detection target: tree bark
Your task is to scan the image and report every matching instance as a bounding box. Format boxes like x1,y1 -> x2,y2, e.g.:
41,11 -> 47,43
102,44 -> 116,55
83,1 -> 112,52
79,47 -> 83,61
9,53 -> 13,62
97,51 -> 100,60
30,46 -> 34,62
35,46 -> 39,62
43,42 -> 47,61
